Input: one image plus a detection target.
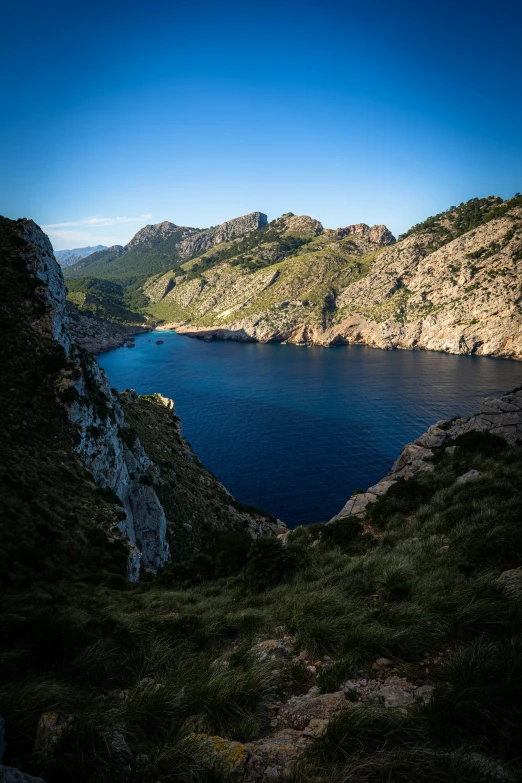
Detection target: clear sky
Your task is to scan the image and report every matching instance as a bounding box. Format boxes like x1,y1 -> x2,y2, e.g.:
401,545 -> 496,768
1,0 -> 521,249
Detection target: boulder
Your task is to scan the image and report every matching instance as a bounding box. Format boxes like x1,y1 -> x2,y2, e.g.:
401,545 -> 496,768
455,469 -> 482,485
33,712 -> 73,760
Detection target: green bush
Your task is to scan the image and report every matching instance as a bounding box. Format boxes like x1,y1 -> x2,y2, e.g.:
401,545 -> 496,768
321,517 -> 364,550
243,537 -> 307,592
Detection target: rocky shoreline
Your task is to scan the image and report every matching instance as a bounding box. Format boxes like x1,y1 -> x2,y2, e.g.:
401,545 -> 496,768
67,307 -> 153,353
331,386 -> 522,522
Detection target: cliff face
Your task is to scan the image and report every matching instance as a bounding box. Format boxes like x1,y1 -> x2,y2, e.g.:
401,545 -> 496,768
0,217 -> 284,583
146,197 -> 522,361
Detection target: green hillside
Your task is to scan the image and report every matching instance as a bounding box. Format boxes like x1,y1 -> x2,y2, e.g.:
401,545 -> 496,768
399,194 -> 522,249
64,225 -> 190,280
65,277 -> 149,323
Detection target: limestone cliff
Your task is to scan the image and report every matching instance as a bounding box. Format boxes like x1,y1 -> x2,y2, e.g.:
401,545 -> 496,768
145,196 -> 522,361
0,216 -> 285,583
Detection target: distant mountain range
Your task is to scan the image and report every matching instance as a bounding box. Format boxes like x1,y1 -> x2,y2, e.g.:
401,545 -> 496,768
54,245 -> 107,267
62,195 -> 522,360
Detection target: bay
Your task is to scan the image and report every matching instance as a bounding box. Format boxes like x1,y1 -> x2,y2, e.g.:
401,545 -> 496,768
99,331 -> 522,527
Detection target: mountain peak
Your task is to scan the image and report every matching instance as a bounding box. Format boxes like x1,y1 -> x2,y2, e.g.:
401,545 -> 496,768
126,221 -> 180,249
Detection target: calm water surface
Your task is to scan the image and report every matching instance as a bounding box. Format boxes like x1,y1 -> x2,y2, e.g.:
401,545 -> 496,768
99,332 -> 522,527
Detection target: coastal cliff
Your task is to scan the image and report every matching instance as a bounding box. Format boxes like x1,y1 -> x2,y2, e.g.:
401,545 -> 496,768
0,216 -> 284,583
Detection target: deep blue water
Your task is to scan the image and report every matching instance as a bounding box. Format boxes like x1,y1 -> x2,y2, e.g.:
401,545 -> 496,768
99,332 -> 522,527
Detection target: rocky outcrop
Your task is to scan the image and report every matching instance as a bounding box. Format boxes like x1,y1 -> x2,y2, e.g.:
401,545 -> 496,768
334,222 -> 396,245
188,638 -> 435,780
125,213 -> 267,259
67,307 -> 151,353
332,387 -> 522,521
126,221 -> 180,249
16,221 -> 169,579
177,212 -> 268,259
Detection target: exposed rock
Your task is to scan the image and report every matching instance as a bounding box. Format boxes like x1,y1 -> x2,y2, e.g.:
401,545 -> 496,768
497,567 -> 522,597
369,224 -> 396,245
188,733 -> 266,779
178,212 -> 268,259
33,712 -> 73,760
455,469 -> 482,484
341,675 -> 433,709
158,199 -> 522,361
276,214 -> 323,235
67,306 -> 151,353
331,387 -> 522,522
126,221 -> 179,250
275,691 -> 346,730
376,677 -> 415,709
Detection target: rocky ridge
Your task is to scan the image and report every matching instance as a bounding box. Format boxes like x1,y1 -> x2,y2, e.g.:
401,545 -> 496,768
147,196 -> 522,361
1,217 -> 284,581
54,245 -> 107,267
63,212 -> 268,280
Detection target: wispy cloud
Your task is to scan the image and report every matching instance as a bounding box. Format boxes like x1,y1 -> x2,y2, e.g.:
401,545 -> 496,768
46,229 -> 118,245
43,214 -> 153,229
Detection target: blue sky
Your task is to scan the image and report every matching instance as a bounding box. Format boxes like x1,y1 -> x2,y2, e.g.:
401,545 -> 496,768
1,0 -> 521,249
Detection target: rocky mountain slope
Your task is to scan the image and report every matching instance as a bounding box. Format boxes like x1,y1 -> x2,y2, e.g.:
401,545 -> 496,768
0,216 -> 283,584
63,212 -> 268,280
142,195 -> 522,360
54,245 -> 107,267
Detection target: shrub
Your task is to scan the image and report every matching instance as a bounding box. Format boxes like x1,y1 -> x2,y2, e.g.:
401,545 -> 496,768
41,346 -> 68,374
243,537 -> 307,592
453,430 -> 507,456
321,517 -> 364,551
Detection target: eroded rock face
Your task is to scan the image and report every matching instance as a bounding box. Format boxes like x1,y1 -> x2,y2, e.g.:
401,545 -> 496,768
126,221 -> 179,249
19,220 -> 171,580
10,217 -> 286,579
67,309 -> 151,353
158,200 -> 522,361
20,221 -> 72,353
177,212 -> 268,259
